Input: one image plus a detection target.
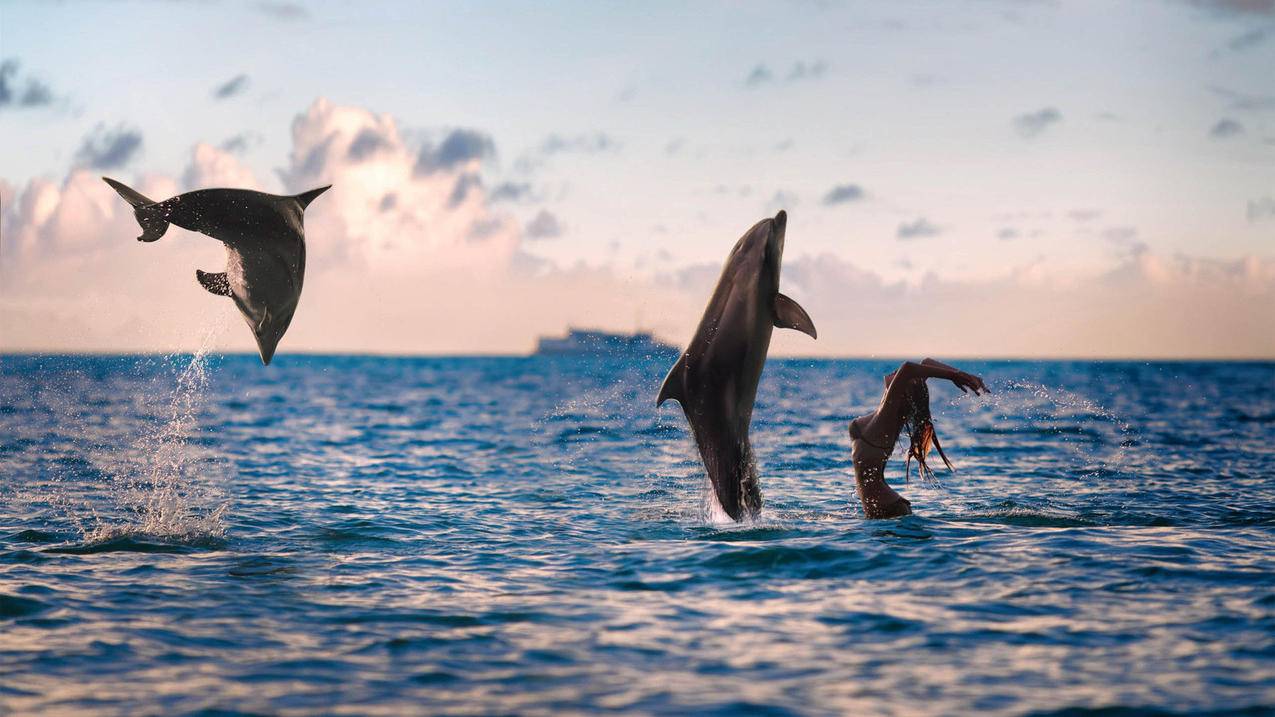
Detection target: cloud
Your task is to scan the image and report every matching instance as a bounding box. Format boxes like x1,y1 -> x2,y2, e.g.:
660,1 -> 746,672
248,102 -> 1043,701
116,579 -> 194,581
490,182 -> 533,202
219,132 -> 260,154
414,128 -> 495,175
744,60 -> 828,88
447,173 -> 483,208
181,142 -> 260,190
211,74 -> 249,100
1100,225 -> 1148,256
515,132 -> 620,173
767,250 -> 1275,358
997,227 -> 1020,240
255,1 -> 309,20
1013,107 -> 1062,137
821,184 -> 865,205
73,125 -> 143,170
347,127 -> 393,161
1,98 -> 540,355
1219,26 -> 1272,54
786,60 -> 829,81
1208,84 -> 1275,112
0,59 -> 55,109
1248,196 -> 1275,221
1209,118 -> 1245,138
897,217 -> 942,240
1188,0 -> 1275,17
6,97 -> 1274,360
1102,226 -> 1138,240
744,65 -> 773,88
1067,209 -> 1102,222
767,190 -> 799,212
540,133 -> 618,155
525,209 -> 564,239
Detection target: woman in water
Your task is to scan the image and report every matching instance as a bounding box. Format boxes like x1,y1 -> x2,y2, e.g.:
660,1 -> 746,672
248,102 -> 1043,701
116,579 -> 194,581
848,358 -> 988,518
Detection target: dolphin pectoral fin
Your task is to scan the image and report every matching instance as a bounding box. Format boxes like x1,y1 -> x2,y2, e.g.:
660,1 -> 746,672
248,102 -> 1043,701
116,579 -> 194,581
657,355 -> 688,407
773,293 -> 817,339
195,270 -> 233,297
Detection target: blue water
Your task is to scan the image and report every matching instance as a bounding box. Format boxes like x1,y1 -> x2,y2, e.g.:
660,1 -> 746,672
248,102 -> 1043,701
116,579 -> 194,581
1,354 -> 1272,716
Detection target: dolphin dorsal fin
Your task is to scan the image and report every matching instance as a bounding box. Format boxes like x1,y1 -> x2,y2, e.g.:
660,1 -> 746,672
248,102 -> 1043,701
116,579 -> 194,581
294,185 -> 331,209
657,354 -> 688,407
773,293 -> 817,339
195,270 -> 232,297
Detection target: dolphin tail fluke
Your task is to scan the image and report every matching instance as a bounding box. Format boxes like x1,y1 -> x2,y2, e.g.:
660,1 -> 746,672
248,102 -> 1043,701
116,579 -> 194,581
195,270 -> 232,297
102,177 -> 154,207
657,355 -> 688,407
102,177 -> 170,242
294,185 -> 331,209
773,293 -> 817,339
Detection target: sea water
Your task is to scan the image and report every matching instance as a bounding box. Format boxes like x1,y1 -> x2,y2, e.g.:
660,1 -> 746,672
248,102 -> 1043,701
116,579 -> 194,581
1,355 -> 1272,715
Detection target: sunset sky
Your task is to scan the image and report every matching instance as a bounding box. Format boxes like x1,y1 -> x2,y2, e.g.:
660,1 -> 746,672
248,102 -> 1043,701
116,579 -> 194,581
2,0 -> 1272,358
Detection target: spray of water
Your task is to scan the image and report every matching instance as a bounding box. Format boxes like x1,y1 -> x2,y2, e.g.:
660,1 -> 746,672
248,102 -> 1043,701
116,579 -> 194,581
78,324 -> 231,545
946,378 -> 1138,480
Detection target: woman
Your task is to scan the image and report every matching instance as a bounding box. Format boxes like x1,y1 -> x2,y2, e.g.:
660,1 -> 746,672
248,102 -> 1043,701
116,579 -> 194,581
848,358 -> 988,518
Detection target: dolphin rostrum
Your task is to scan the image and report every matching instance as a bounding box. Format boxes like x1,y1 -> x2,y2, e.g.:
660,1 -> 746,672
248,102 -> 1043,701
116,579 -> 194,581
657,210 -> 817,521
103,178 -> 330,365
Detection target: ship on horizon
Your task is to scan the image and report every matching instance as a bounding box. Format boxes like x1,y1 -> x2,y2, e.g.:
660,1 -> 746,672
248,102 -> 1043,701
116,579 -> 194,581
534,328 -> 680,358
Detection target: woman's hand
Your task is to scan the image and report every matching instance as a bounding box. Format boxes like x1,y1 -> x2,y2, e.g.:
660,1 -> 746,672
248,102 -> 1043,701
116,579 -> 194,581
951,371 -> 988,395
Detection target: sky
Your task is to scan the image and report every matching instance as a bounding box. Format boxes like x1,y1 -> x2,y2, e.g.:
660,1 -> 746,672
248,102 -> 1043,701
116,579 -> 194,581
1,0 -> 1273,358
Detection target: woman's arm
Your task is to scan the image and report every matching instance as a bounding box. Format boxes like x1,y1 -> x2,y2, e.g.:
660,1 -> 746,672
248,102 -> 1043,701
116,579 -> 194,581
921,357 -> 960,373
890,361 -> 985,397
863,361 -> 986,444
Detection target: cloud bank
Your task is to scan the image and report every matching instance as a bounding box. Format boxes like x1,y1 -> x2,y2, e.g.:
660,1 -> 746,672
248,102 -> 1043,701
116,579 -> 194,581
3,98 -> 1273,359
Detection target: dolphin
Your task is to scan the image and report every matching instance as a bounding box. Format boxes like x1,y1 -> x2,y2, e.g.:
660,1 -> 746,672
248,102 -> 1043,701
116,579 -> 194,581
102,178 -> 330,365
657,210 -> 817,521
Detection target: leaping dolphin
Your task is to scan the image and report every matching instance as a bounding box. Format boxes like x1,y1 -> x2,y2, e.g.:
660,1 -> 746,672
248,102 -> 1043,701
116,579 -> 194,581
102,178 -> 330,365
657,210 -> 817,521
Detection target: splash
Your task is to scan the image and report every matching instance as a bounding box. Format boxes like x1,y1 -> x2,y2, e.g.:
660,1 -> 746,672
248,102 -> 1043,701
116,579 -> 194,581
947,379 -> 1138,479
77,325 -> 231,545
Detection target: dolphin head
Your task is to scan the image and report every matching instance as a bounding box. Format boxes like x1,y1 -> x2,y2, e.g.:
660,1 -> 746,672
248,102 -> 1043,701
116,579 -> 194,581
726,209 -> 787,291
250,304 -> 297,366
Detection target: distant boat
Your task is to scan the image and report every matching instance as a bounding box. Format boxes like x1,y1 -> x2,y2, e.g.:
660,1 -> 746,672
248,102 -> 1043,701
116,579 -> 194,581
534,328 -> 680,357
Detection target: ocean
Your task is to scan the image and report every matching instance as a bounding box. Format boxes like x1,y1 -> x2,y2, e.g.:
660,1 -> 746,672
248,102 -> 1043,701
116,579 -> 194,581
1,353 -> 1272,715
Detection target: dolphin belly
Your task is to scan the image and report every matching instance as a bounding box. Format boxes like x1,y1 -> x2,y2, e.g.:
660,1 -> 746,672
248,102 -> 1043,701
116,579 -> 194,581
677,375 -> 763,521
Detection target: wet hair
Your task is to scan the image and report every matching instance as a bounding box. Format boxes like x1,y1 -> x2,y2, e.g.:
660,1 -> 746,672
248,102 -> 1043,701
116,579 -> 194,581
901,379 -> 954,483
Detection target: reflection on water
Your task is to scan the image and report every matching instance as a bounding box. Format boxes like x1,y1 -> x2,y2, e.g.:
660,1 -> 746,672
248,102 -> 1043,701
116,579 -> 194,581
1,355 -> 1272,715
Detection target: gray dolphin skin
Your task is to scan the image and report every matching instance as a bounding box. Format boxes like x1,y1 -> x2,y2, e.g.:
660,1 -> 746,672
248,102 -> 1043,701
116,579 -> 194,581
657,210 -> 817,521
102,178 -> 331,365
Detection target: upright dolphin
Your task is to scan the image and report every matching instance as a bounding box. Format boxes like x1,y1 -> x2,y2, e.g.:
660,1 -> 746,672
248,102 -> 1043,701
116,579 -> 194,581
657,210 -> 817,521
102,178 -> 330,365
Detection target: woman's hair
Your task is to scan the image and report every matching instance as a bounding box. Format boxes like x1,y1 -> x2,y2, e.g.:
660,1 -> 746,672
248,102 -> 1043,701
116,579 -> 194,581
901,378 -> 954,483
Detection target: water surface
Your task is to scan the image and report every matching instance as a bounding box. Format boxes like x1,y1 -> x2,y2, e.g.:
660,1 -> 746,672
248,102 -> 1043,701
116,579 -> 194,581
1,355 -> 1272,715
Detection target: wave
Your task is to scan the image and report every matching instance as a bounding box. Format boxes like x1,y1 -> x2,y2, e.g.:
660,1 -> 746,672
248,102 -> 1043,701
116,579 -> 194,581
45,531 -> 226,555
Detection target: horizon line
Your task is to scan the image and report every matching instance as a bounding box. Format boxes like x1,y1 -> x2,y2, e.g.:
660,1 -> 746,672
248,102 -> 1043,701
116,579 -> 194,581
2,349 -> 1273,364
